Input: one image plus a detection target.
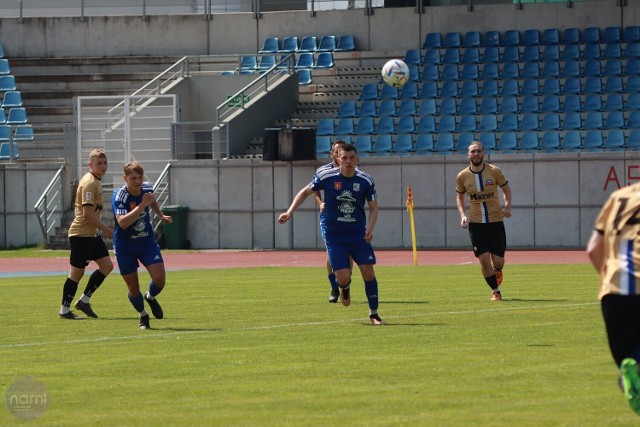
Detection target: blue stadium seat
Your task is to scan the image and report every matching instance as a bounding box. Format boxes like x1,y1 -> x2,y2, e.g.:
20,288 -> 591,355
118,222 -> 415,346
583,94 -> 602,112
259,37 -> 280,53
521,79 -> 540,96
625,58 -> 640,76
540,131 -> 561,151
604,77 -> 623,93
418,99 -> 436,116
1,91 -> 22,108
480,80 -> 499,97
501,62 -> 520,79
422,33 -> 442,50
582,44 -> 601,60
296,69 -> 312,85
393,134 -> 414,154
561,131 -> 582,151
421,65 -> 439,82
397,116 -> 415,133
358,100 -> 377,117
317,35 -> 337,52
603,26 -> 621,44
6,107 -> 27,125
299,36 -> 317,52
521,113 -> 539,131
415,134 -> 434,153
420,82 -> 438,99
502,46 -> 521,63
522,46 -> 540,63
239,56 -> 257,70
316,135 -> 332,154
583,27 -> 601,44
463,31 -> 481,48
603,43 -> 622,60
482,31 -> 501,47
380,84 -> 399,100
433,134 -> 455,153
280,37 -> 299,52
336,117 -> 355,134
583,130 -> 604,150
561,96 -> 582,113
459,97 -> 477,115
404,49 -> 422,66
461,64 -> 479,80
540,95 -> 560,113
603,94 -> 624,111
604,111 -> 625,129
13,125 -> 33,142
398,99 -> 417,116
518,132 -> 539,151
478,115 -> 497,132
456,133 -> 475,152
378,100 -> 396,117
628,130 -> 640,150
316,118 -> 334,135
479,133 -> 497,151
504,30 -> 520,46
443,48 -> 461,64
561,112 -> 582,131
441,63 -> 459,81
541,61 -> 560,78
372,134 -> 393,155
497,132 -> 517,151
258,55 -> 276,70
604,130 -> 626,150
627,76 -> 640,93
584,111 -> 604,129
440,81 -> 459,98
542,28 -> 560,45
461,48 -> 480,64
542,45 -> 560,61
479,97 -> 498,114
0,141 -> 19,159
337,101 -> 356,118
295,52 -> 314,68
354,117 -> 375,134
444,32 -> 462,48
627,93 -> 640,110
423,49 -> 441,65
561,60 -> 580,78
540,113 -> 560,131
314,52 -> 334,68
335,35 -> 356,52
562,44 -> 581,61
624,43 -> 640,59
521,62 -> 539,79
519,95 -> 538,113
376,117 -> 395,134
629,112 -> 640,129
0,108 -> 5,124
498,114 -> 518,132
457,115 -> 477,133
437,115 -> 456,133
563,28 -> 581,45
624,26 -> 640,43
523,29 -> 540,46
0,59 -> 9,76
583,60 -> 601,77
438,98 -> 457,116
417,116 -> 436,133
0,125 -> 10,142
355,135 -> 373,153
480,63 -> 499,79
562,78 -> 581,95
481,47 -> 500,63
500,80 -> 519,97
583,77 -> 602,94
460,81 -> 478,97
408,64 -> 420,82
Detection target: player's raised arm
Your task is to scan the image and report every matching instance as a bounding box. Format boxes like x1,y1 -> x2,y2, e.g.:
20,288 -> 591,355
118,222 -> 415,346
278,186 -> 315,224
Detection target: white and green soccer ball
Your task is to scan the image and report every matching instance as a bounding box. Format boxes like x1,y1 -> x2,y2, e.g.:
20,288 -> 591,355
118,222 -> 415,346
381,59 -> 410,88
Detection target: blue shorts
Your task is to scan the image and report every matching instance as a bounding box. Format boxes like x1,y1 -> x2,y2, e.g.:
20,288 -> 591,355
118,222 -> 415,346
114,240 -> 164,275
326,239 -> 376,271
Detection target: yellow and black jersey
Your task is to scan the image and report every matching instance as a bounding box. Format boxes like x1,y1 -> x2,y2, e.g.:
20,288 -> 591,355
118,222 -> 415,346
68,172 -> 104,237
594,182 -> 640,300
456,163 -> 508,224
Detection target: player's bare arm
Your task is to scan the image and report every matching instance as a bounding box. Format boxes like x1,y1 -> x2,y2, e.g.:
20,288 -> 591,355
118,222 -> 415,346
278,186 -> 315,224
586,230 -> 605,273
365,199 -> 378,243
151,200 -> 173,224
116,193 -> 155,230
82,204 -> 114,238
501,183 -> 512,218
456,192 -> 468,228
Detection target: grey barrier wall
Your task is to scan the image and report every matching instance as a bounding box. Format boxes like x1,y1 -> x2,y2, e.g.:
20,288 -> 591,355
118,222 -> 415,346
0,2 -> 632,59
163,152 -> 639,250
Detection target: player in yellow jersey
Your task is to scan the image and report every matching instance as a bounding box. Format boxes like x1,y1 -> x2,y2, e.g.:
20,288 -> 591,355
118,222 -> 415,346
59,149 -> 114,319
455,141 -> 511,301
587,183 -> 640,416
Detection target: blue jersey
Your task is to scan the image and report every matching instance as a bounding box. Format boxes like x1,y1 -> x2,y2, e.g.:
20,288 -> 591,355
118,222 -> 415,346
111,182 -> 155,248
310,168 -> 376,243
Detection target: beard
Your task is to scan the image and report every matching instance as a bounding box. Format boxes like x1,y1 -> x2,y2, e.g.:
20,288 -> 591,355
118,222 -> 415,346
470,156 -> 484,166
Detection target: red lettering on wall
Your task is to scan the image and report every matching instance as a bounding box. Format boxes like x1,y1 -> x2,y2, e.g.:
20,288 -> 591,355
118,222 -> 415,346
603,166 -> 621,191
629,165 -> 640,183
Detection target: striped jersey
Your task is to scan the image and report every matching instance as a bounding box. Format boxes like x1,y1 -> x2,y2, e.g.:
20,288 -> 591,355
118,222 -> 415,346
309,167 -> 376,243
111,182 -> 155,246
456,163 -> 508,224
594,182 -> 640,299
68,172 -> 104,237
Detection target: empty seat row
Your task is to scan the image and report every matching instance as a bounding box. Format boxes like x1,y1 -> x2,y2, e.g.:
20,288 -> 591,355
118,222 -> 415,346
259,35 -> 356,54
239,52 -> 334,70
0,124 -> 33,142
0,107 -> 28,125
422,27 -> 640,50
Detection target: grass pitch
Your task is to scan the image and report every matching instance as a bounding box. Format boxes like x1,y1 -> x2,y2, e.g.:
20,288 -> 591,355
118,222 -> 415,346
0,263 -> 637,426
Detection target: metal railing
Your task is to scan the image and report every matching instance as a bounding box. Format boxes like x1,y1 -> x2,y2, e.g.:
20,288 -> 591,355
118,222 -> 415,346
34,165 -> 66,245
151,162 -> 171,238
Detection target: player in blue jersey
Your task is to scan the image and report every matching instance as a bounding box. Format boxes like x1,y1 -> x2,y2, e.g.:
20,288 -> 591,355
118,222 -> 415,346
278,143 -> 385,325
112,162 -> 173,330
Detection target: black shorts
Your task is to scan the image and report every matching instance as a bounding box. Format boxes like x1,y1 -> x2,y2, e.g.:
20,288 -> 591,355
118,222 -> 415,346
69,235 -> 110,269
601,294 -> 640,367
468,222 -> 506,258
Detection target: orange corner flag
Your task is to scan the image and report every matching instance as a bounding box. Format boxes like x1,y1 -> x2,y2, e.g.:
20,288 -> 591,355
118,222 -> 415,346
406,185 -> 417,266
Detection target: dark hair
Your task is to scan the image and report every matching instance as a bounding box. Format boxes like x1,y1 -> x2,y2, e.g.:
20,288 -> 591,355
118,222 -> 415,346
123,161 -> 144,176
331,139 -> 347,150
339,143 -> 357,154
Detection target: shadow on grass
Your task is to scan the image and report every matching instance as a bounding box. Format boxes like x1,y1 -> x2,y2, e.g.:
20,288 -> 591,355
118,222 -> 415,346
503,298 -> 570,302
361,322 -> 447,327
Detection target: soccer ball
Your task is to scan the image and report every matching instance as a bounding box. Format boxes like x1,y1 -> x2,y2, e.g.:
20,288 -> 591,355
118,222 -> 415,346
381,59 -> 410,88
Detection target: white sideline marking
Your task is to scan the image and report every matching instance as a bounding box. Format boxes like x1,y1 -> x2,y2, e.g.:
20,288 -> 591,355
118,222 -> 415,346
0,301 -> 598,349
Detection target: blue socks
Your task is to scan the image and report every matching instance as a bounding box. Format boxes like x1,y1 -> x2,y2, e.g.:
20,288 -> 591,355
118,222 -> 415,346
128,293 -> 145,313
365,278 -> 379,311
148,281 -> 162,298
328,273 -> 339,291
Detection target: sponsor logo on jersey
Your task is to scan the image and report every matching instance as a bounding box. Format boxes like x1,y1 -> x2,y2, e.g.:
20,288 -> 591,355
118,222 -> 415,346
129,202 -> 137,210
485,179 -> 494,186
334,182 -> 342,190
353,183 -> 360,192
85,191 -> 92,201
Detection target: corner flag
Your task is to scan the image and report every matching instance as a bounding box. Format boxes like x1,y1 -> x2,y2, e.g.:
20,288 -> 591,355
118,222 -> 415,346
406,185 -> 417,266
